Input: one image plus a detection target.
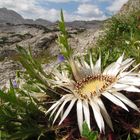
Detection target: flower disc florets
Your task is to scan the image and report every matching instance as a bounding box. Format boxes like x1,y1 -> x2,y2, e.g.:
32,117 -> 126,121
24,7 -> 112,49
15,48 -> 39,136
75,74 -> 116,98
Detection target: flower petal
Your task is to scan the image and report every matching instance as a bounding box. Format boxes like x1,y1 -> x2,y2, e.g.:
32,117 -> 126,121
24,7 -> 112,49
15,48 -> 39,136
121,58 -> 133,66
119,63 -> 140,78
113,91 -> 139,112
90,99 -> 105,132
89,53 -> 94,73
118,76 -> 140,86
112,83 -> 129,91
46,95 -> 67,114
83,99 -> 91,129
124,86 -> 140,92
94,55 -> 101,74
76,99 -> 83,134
97,98 -> 113,131
119,59 -> 135,73
102,92 -> 128,111
81,57 -> 90,69
59,98 -> 77,125
53,95 -> 73,124
50,104 -> 60,118
104,53 -> 124,76
103,62 -> 115,75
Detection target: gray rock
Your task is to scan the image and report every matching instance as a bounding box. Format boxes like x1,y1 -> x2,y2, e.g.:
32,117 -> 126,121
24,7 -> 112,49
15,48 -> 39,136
0,59 -> 21,88
119,0 -> 140,15
35,33 -> 57,50
0,8 -> 104,88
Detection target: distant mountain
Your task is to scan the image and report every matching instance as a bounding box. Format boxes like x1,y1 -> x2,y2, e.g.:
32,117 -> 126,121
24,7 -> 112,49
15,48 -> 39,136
0,8 -> 53,26
0,7 -> 103,29
34,18 -> 53,26
0,8 -> 24,24
65,20 -> 103,29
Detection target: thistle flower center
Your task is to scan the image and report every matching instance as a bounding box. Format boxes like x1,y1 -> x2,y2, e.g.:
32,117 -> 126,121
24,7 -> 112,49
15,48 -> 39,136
75,75 -> 115,97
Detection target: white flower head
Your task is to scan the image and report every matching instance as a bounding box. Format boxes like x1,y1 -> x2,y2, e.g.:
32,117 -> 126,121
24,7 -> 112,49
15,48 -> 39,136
47,53 -> 140,133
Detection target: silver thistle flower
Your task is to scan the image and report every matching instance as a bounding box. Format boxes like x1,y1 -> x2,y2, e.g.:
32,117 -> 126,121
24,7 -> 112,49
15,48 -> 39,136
47,53 -> 140,133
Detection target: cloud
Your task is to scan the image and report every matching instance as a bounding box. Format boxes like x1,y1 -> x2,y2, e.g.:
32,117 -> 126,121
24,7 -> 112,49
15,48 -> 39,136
98,0 -> 110,1
64,12 -> 106,21
45,0 -> 91,3
63,4 -> 107,21
0,0 -> 60,21
76,3 -> 103,17
0,0 -> 38,11
107,0 -> 128,13
0,0 -> 107,21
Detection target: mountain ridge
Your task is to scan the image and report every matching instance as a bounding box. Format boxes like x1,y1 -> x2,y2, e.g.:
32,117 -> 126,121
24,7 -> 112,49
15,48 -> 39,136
0,7 -> 104,28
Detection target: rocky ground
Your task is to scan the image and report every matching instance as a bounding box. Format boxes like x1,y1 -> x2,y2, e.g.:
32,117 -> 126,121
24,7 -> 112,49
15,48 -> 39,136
1,0 -> 139,88
0,21 -> 103,87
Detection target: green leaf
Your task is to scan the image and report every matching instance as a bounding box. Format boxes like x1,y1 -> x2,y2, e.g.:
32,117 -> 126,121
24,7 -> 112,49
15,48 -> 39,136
82,122 -> 98,140
127,134 -> 131,140
58,10 -> 73,59
9,127 -> 41,140
82,121 -> 90,137
16,45 -> 60,99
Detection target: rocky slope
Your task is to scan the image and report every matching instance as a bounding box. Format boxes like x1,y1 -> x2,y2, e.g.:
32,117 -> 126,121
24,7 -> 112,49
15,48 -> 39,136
0,22 -> 103,59
0,8 -> 104,87
1,0 -> 139,88
0,8 -> 103,57
119,0 -> 140,15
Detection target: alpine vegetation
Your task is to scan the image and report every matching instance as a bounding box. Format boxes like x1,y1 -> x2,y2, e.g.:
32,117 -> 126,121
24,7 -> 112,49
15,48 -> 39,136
46,11 -> 140,134
1,10 -> 140,140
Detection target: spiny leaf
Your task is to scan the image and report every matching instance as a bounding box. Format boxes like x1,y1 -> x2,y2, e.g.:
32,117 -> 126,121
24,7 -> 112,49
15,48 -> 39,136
127,134 -> 131,140
58,10 -> 73,59
82,122 -> 98,140
16,45 -> 60,99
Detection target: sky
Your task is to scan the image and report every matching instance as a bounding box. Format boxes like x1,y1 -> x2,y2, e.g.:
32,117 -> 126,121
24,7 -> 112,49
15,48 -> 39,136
0,0 -> 128,22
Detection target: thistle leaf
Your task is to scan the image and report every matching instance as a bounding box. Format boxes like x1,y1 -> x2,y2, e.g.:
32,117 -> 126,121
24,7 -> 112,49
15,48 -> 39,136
58,10 -> 73,59
82,122 -> 98,140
